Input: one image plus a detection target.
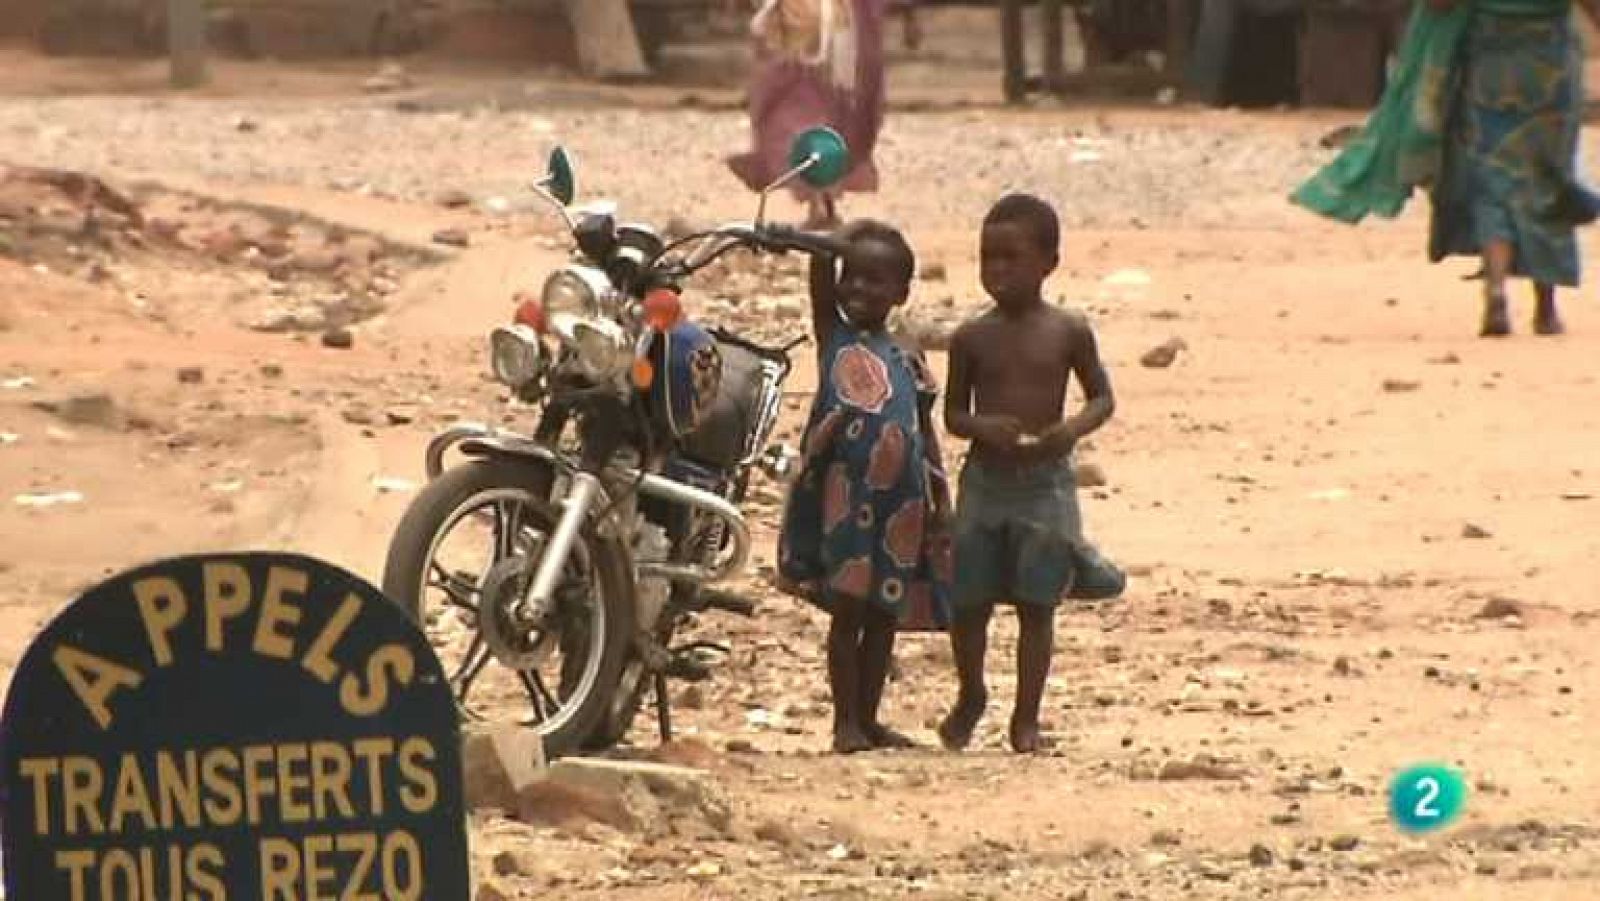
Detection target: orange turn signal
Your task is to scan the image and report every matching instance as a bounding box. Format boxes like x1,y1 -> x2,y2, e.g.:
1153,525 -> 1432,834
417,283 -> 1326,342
642,288 -> 684,332
631,356 -> 655,390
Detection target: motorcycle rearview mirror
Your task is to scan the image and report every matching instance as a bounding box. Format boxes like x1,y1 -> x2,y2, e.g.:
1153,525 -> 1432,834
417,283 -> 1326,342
531,145 -> 579,229
755,126 -> 851,226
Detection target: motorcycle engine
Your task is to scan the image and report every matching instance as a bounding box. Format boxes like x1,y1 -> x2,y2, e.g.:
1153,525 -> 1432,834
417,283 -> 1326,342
633,522 -> 672,631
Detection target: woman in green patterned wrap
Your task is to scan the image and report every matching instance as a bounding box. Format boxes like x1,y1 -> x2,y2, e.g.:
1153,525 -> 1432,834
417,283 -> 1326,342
1294,0 -> 1600,336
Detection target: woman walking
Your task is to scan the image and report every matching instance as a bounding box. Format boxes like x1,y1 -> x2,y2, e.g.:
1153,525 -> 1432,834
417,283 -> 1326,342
1294,0 -> 1600,336
728,0 -> 905,229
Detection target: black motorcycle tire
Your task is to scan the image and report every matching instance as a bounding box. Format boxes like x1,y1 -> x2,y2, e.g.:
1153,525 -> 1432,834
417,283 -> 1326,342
381,457 -> 635,761
581,466 -> 753,751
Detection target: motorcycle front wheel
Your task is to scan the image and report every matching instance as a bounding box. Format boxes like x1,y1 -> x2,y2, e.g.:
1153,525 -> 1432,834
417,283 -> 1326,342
381,458 -> 634,760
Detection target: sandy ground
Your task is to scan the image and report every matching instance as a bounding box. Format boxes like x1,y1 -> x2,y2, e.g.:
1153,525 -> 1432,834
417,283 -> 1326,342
3,13 -> 1600,899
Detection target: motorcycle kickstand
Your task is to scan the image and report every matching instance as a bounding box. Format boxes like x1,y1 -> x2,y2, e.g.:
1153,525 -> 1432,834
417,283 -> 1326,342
653,672 -> 673,743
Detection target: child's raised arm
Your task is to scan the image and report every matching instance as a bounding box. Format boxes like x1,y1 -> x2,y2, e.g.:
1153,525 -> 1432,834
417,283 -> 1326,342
803,221 -> 868,351
807,249 -> 844,351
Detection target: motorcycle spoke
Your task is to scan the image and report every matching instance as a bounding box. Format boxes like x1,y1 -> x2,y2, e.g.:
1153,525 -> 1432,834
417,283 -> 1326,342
427,561 -> 478,613
520,670 -> 559,724
450,635 -> 491,704
493,499 -> 525,563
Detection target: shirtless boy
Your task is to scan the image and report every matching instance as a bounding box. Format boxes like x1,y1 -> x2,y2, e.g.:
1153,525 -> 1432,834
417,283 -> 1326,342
937,193 -> 1127,754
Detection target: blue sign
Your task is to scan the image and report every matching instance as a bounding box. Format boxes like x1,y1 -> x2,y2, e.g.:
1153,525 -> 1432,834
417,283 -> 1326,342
0,552 -> 470,899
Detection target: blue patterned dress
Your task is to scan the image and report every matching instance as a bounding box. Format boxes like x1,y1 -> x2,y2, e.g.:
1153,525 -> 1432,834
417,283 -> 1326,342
776,319 -> 952,631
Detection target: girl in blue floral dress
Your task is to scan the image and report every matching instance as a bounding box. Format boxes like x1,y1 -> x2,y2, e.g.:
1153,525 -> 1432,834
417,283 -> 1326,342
776,219 -> 953,754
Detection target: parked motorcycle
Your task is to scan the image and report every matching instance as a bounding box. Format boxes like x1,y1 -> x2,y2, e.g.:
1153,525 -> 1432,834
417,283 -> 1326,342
381,127 -> 852,759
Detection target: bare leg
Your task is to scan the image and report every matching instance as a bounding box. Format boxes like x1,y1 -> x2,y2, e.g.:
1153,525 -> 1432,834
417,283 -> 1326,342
1010,603 -> 1055,754
859,611 -> 914,748
1534,282 -> 1564,335
938,604 -> 991,750
827,595 -> 872,754
1480,239 -> 1513,337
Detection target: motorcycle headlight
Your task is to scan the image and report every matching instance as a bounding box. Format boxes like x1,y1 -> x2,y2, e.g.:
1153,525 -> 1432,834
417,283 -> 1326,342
567,317 -> 632,380
541,266 -> 609,319
489,324 -> 545,387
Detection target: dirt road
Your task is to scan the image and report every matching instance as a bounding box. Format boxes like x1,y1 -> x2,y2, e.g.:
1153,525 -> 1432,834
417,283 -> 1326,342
2,36 -> 1599,900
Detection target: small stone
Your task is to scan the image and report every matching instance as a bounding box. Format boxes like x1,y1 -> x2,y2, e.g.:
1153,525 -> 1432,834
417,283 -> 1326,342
1476,861 -> 1499,875
1249,844 -> 1274,867
1382,378 -> 1421,393
177,366 -> 204,385
1329,834 -> 1360,852
1288,856 -> 1307,872
1332,656 -> 1358,677
1158,758 -> 1242,782
1140,337 -> 1186,369
474,879 -> 513,901
754,817 -> 802,848
1518,863 -> 1556,880
1462,523 -> 1492,539
1475,597 -> 1523,619
432,228 -> 471,248
1150,829 -> 1182,847
919,261 -> 948,282
1075,462 -> 1108,488
33,392 -> 119,429
342,405 -> 376,426
436,189 -> 473,208
725,739 -> 757,755
234,116 -> 259,133
321,327 -> 354,349
385,407 -> 415,426
260,363 -> 284,378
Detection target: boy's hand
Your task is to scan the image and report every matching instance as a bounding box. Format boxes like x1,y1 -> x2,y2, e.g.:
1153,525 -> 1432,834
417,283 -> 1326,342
1038,421 -> 1081,456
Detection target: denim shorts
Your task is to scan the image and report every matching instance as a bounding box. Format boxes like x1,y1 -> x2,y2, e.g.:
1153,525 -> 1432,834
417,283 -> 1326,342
951,455 -> 1126,610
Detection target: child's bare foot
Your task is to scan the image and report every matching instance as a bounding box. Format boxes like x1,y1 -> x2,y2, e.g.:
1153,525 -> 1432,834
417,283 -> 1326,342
833,725 -> 873,755
937,693 -> 986,751
1009,720 -> 1043,755
865,723 -> 917,749
1535,297 -> 1565,335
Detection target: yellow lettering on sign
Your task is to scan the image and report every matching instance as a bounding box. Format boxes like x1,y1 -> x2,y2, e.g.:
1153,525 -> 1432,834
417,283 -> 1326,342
203,561 -> 253,651
253,566 -> 308,660
277,743 -> 312,824
97,848 -> 138,898
383,829 -> 424,901
259,837 -> 300,900
189,843 -> 227,900
242,744 -> 277,826
109,752 -> 157,832
156,750 -> 201,830
20,758 -> 59,835
52,644 -> 142,731
132,576 -> 188,667
398,737 -> 438,814
54,848 -> 93,901
302,592 -> 362,684
340,644 -> 415,717
339,833 -> 380,901
304,833 -> 337,901
310,741 -> 356,819
201,748 -> 243,826
351,738 -> 395,816
62,756 -> 105,836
